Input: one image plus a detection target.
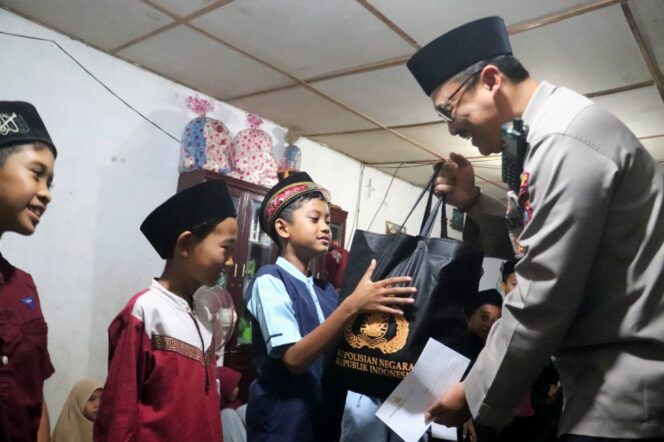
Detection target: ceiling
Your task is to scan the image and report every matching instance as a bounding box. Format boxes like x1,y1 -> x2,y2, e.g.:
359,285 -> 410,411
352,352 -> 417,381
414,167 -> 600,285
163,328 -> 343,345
2,0 -> 663,201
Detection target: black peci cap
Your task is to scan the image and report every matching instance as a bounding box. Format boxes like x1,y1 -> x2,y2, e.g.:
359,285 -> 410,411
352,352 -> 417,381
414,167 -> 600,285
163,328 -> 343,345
407,16 -> 512,96
0,101 -> 57,155
501,259 -> 518,282
466,288 -> 504,317
140,180 -> 236,259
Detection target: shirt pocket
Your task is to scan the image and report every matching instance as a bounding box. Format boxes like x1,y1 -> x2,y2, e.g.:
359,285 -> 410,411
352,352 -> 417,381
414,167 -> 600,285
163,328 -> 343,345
0,320 -> 22,354
21,318 -> 54,378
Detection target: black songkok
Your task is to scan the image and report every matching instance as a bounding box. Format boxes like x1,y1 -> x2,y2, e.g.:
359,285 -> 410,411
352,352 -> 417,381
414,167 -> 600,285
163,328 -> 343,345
141,180 -> 236,259
407,16 -> 512,96
501,259 -> 518,282
466,289 -> 503,317
0,101 -> 57,155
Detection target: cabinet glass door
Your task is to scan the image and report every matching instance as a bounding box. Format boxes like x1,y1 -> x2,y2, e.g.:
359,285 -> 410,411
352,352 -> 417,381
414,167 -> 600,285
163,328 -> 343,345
217,195 -> 242,291
236,196 -> 275,345
330,223 -> 342,246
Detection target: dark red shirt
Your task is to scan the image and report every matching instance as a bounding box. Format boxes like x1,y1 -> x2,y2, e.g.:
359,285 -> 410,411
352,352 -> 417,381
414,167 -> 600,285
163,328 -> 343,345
0,254 -> 54,441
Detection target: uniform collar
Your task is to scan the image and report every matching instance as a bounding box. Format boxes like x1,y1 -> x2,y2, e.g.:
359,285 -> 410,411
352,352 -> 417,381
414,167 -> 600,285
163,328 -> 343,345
276,257 -> 313,285
522,81 -> 557,131
150,279 -> 193,312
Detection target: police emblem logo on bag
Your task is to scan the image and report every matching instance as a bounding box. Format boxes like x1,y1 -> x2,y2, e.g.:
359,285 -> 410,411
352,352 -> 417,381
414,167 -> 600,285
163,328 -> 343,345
344,312 -> 409,354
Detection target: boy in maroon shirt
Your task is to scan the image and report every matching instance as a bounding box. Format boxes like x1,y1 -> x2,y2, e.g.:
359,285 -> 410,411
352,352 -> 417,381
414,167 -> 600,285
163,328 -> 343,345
0,101 -> 57,441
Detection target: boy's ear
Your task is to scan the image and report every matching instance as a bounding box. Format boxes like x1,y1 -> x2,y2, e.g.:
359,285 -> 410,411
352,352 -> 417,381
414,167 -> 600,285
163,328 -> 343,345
174,231 -> 195,258
274,218 -> 290,241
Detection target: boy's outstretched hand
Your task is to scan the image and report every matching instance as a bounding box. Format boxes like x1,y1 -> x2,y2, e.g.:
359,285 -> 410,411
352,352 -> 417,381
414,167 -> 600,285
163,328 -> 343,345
281,259 -> 415,375
345,259 -> 416,316
425,381 -> 471,427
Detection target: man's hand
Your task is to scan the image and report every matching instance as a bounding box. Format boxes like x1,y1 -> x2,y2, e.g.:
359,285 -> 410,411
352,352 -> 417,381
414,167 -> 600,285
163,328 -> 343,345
425,381 -> 471,427
547,383 -> 561,404
434,153 -> 479,211
462,418 -> 477,442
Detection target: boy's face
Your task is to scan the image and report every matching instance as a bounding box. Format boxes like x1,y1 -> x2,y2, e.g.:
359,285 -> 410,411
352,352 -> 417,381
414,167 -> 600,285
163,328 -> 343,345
278,198 -> 331,257
0,145 -> 55,235
467,304 -> 501,342
189,217 -> 237,287
501,272 -> 517,296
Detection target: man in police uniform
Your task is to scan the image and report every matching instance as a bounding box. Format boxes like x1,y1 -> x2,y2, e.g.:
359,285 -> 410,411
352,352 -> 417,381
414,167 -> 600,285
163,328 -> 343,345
407,17 -> 664,442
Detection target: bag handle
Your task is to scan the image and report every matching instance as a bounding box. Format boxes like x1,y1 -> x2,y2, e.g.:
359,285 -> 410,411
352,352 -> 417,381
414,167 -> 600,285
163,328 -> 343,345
398,163 -> 448,239
420,196 -> 447,238
374,163 -> 447,278
419,180 -> 434,234
372,166 -> 447,279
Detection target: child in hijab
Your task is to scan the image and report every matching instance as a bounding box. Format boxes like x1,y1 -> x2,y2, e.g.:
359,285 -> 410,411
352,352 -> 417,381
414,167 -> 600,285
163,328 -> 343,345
51,378 -> 103,442
219,367 -> 247,442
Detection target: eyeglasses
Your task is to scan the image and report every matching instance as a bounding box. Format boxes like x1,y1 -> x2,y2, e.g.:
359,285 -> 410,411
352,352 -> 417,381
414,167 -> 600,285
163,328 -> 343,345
435,69 -> 482,122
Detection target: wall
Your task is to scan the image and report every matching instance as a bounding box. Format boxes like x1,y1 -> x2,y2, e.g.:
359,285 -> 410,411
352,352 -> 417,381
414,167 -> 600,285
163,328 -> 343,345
479,257 -> 504,291
0,9 -> 454,420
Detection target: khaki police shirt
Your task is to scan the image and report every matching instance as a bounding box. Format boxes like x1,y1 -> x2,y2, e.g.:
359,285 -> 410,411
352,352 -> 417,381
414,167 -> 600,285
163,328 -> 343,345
463,81 -> 664,438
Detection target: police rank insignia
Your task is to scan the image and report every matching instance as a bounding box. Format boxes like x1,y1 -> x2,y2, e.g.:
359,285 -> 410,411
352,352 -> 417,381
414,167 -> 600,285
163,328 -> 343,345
506,171 -> 533,258
344,312 -> 408,354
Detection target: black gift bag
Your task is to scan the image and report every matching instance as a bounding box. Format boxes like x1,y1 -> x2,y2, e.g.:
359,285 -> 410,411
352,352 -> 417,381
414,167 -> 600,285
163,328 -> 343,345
332,166 -> 484,399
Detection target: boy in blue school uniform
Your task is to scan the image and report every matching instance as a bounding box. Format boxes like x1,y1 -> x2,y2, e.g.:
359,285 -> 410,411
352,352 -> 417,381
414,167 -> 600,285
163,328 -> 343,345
0,101 -> 57,441
245,172 -> 416,441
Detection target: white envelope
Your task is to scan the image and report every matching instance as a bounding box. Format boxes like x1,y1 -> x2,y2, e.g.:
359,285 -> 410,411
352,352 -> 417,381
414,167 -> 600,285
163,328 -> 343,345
375,338 -> 470,442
